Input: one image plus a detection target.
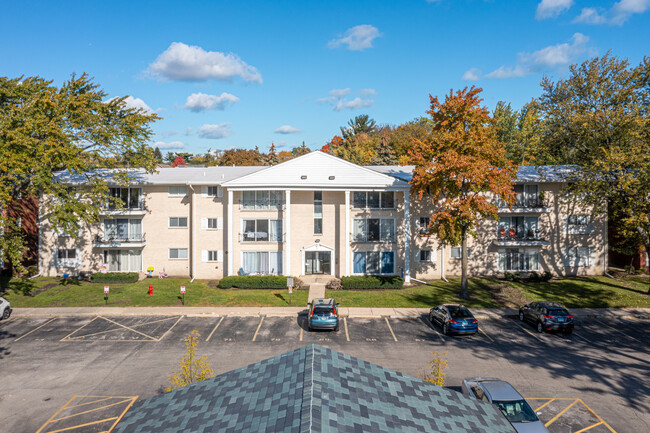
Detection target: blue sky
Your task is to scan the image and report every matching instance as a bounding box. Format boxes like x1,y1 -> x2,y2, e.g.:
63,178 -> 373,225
2,0 -> 649,155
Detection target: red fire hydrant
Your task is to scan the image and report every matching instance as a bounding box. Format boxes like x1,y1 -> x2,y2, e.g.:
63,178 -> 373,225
148,283 -> 153,296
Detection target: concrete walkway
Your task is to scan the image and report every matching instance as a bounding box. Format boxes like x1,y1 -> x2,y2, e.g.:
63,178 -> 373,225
307,283 -> 326,303
11,306 -> 650,320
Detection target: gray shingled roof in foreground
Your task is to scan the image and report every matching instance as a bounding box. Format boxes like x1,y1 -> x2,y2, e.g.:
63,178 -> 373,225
369,165 -> 578,183
114,345 -> 515,433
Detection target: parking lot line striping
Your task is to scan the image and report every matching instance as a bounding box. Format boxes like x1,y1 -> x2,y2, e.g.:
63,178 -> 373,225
14,317 -> 56,342
97,316 -> 158,340
60,317 -> 102,341
533,398 -> 555,412
300,326 -> 303,342
571,332 -> 591,344
384,317 -> 398,342
574,421 -> 604,432
36,395 -> 138,433
578,399 -> 617,433
516,322 -> 545,343
36,395 -> 78,433
66,396 -> 114,409
545,399 -> 580,427
156,315 -> 184,341
50,399 -> 135,423
66,316 -> 185,341
344,317 -> 350,342
206,317 -> 224,342
595,319 -> 645,345
420,316 -> 445,342
478,327 -> 494,343
47,416 -> 120,433
252,316 -> 265,342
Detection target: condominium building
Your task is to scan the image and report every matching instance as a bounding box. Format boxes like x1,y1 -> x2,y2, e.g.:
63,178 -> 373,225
38,151 -> 606,281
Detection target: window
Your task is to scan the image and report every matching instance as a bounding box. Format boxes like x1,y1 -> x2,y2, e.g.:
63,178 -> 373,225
565,246 -> 593,267
103,218 -> 142,241
509,184 -> 540,208
352,191 -> 395,209
416,250 -> 434,262
241,251 -> 283,275
202,250 -> 223,262
169,248 -> 188,259
498,248 -> 540,271
353,251 -> 394,274
498,216 -> 540,240
568,215 -> 589,226
242,219 -> 282,242
450,247 -> 471,258
241,191 -> 283,210
169,217 -> 188,228
417,217 -> 430,236
168,186 -> 187,197
55,249 -> 79,267
206,186 -> 223,197
203,218 -> 222,230
353,218 -> 395,242
314,191 -> 323,234
108,187 -> 142,209
104,250 -> 141,272
566,215 -> 592,234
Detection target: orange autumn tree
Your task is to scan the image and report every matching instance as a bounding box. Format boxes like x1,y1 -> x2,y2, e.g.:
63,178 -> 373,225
406,87 -> 517,299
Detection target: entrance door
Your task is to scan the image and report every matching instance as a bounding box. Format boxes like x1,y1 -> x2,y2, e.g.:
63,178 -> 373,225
305,251 -> 331,275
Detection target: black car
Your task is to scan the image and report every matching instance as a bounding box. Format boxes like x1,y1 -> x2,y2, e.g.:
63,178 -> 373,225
519,301 -> 574,334
429,304 -> 478,335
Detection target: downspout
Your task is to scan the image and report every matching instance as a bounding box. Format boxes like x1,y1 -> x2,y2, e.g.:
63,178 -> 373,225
188,183 -> 195,282
603,200 -> 615,279
440,244 -> 449,283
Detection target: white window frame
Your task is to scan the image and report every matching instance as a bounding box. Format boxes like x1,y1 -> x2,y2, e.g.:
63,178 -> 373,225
352,251 -> 395,275
240,190 -> 284,210
202,250 -> 224,262
415,249 -> 436,262
450,247 -> 471,259
240,251 -> 283,275
169,217 -> 188,228
353,218 -> 395,242
241,219 -> 283,242
168,186 -> 187,197
169,248 -> 188,260
564,246 -> 593,267
352,191 -> 396,209
498,248 -> 540,271
204,186 -> 223,198
202,217 -> 223,230
55,248 -> 80,268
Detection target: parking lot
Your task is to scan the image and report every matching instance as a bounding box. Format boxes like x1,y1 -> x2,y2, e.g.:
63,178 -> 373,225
1,313 -> 647,432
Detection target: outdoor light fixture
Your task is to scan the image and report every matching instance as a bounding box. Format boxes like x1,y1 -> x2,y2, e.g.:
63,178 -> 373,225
329,176 -> 335,180
301,175 -> 307,179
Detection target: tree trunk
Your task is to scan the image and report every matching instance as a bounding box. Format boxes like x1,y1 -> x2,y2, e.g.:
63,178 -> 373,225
460,226 -> 469,299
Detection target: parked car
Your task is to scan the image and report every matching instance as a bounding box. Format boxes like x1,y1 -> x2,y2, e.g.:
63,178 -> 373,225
519,301 -> 574,334
428,304 -> 478,335
307,298 -> 339,331
1,296 -> 11,320
462,377 -> 549,433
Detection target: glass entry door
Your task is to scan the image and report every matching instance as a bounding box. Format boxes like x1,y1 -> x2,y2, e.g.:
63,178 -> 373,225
305,251 -> 331,275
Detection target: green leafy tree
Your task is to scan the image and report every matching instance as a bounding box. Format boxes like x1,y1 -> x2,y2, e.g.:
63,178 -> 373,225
420,351 -> 448,387
493,100 -> 541,165
166,330 -> 215,391
153,147 -> 163,163
214,148 -> 264,166
340,114 -> 377,140
0,73 -> 158,279
291,141 -> 311,157
406,87 -> 517,299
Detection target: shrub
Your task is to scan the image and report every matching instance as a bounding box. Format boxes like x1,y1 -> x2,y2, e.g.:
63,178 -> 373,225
528,271 -> 541,282
340,276 -> 404,290
326,278 -> 343,290
218,275 -> 297,289
90,272 -> 139,283
541,271 -> 553,282
420,351 -> 448,387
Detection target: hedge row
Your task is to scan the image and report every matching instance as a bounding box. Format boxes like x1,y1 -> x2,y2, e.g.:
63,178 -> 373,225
218,275 -> 293,289
90,272 -> 139,283
340,276 -> 404,289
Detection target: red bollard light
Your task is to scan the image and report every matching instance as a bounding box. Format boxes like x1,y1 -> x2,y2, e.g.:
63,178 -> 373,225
148,283 -> 153,296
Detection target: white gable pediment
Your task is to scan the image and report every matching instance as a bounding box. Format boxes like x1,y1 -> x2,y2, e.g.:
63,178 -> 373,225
222,151 -> 409,189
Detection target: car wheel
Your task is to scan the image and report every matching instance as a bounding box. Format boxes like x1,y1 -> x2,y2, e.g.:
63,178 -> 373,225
537,321 -> 544,333
519,312 -> 524,322
1,308 -> 9,320
443,322 -> 449,335
334,322 -> 340,332
429,313 -> 434,324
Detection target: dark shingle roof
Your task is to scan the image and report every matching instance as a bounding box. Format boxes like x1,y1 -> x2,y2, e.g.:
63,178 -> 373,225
114,345 -> 515,433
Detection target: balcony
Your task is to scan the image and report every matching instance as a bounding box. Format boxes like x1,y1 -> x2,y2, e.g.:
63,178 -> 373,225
239,232 -> 283,243
493,229 -> 549,246
498,199 -> 550,213
93,234 -> 146,248
100,203 -> 147,216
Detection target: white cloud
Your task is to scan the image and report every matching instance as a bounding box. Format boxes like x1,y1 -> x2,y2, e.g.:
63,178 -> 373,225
149,42 -> 262,83
573,0 -> 649,25
161,130 -> 178,138
328,25 -> 381,51
183,92 -> 239,112
197,123 -> 234,139
274,125 -> 301,134
318,88 -> 376,111
107,96 -> 155,114
462,68 -> 482,81
536,0 -> 574,20
154,141 -> 185,150
485,33 -> 589,79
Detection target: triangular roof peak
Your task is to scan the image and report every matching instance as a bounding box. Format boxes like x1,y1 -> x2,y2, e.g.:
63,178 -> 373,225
223,151 -> 409,189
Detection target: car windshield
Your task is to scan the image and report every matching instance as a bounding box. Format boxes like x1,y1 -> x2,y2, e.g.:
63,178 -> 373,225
493,400 -> 538,423
313,306 -> 333,315
547,309 -> 569,316
449,308 -> 472,319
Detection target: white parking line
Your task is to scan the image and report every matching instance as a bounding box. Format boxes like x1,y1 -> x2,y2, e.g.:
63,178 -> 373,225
516,322 -> 545,343
478,327 -> 494,342
14,318 -> 57,342
571,332 -> 591,344
344,317 -> 350,342
421,317 -> 445,342
206,317 -> 224,342
252,316 -> 265,342
384,317 -> 398,342
595,319 -> 645,345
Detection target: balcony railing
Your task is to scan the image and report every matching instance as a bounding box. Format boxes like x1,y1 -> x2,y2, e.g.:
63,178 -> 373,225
494,229 -> 548,245
94,234 -> 146,246
239,233 -> 283,243
101,202 -> 147,214
497,197 -> 549,211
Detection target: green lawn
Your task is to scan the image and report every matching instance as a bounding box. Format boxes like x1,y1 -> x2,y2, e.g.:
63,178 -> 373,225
2,275 -> 647,309
3,277 -> 307,308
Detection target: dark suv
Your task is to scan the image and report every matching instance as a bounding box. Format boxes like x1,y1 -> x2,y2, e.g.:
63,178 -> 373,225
307,298 -> 340,331
519,301 -> 574,334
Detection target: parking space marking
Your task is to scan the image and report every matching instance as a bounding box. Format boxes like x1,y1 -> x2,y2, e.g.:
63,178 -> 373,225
571,332 -> 591,344
594,319 -> 645,345
384,318 -> 398,342
478,327 -> 494,343
299,326 -> 303,342
82,316 -> 158,341
579,399 -> 617,432
575,421 -> 604,432
545,399 -> 579,427
252,316 -> 265,342
516,322 -> 544,343
422,317 -> 445,342
152,315 -> 184,342
527,398 -> 617,433
60,317 -> 98,341
344,317 -> 350,342
206,317 -> 224,342
533,398 -> 555,412
35,395 -> 138,433
14,318 -> 56,342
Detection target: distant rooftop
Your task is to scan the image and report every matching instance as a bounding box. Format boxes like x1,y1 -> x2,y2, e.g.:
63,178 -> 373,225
369,165 -> 578,183
114,345 -> 514,433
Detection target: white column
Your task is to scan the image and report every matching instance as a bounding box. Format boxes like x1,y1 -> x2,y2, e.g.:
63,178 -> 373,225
404,190 -> 411,283
227,190 -> 233,276
345,190 -> 351,276
285,190 -> 291,276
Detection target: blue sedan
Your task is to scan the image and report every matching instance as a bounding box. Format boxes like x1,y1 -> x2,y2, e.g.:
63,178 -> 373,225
429,304 -> 478,335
